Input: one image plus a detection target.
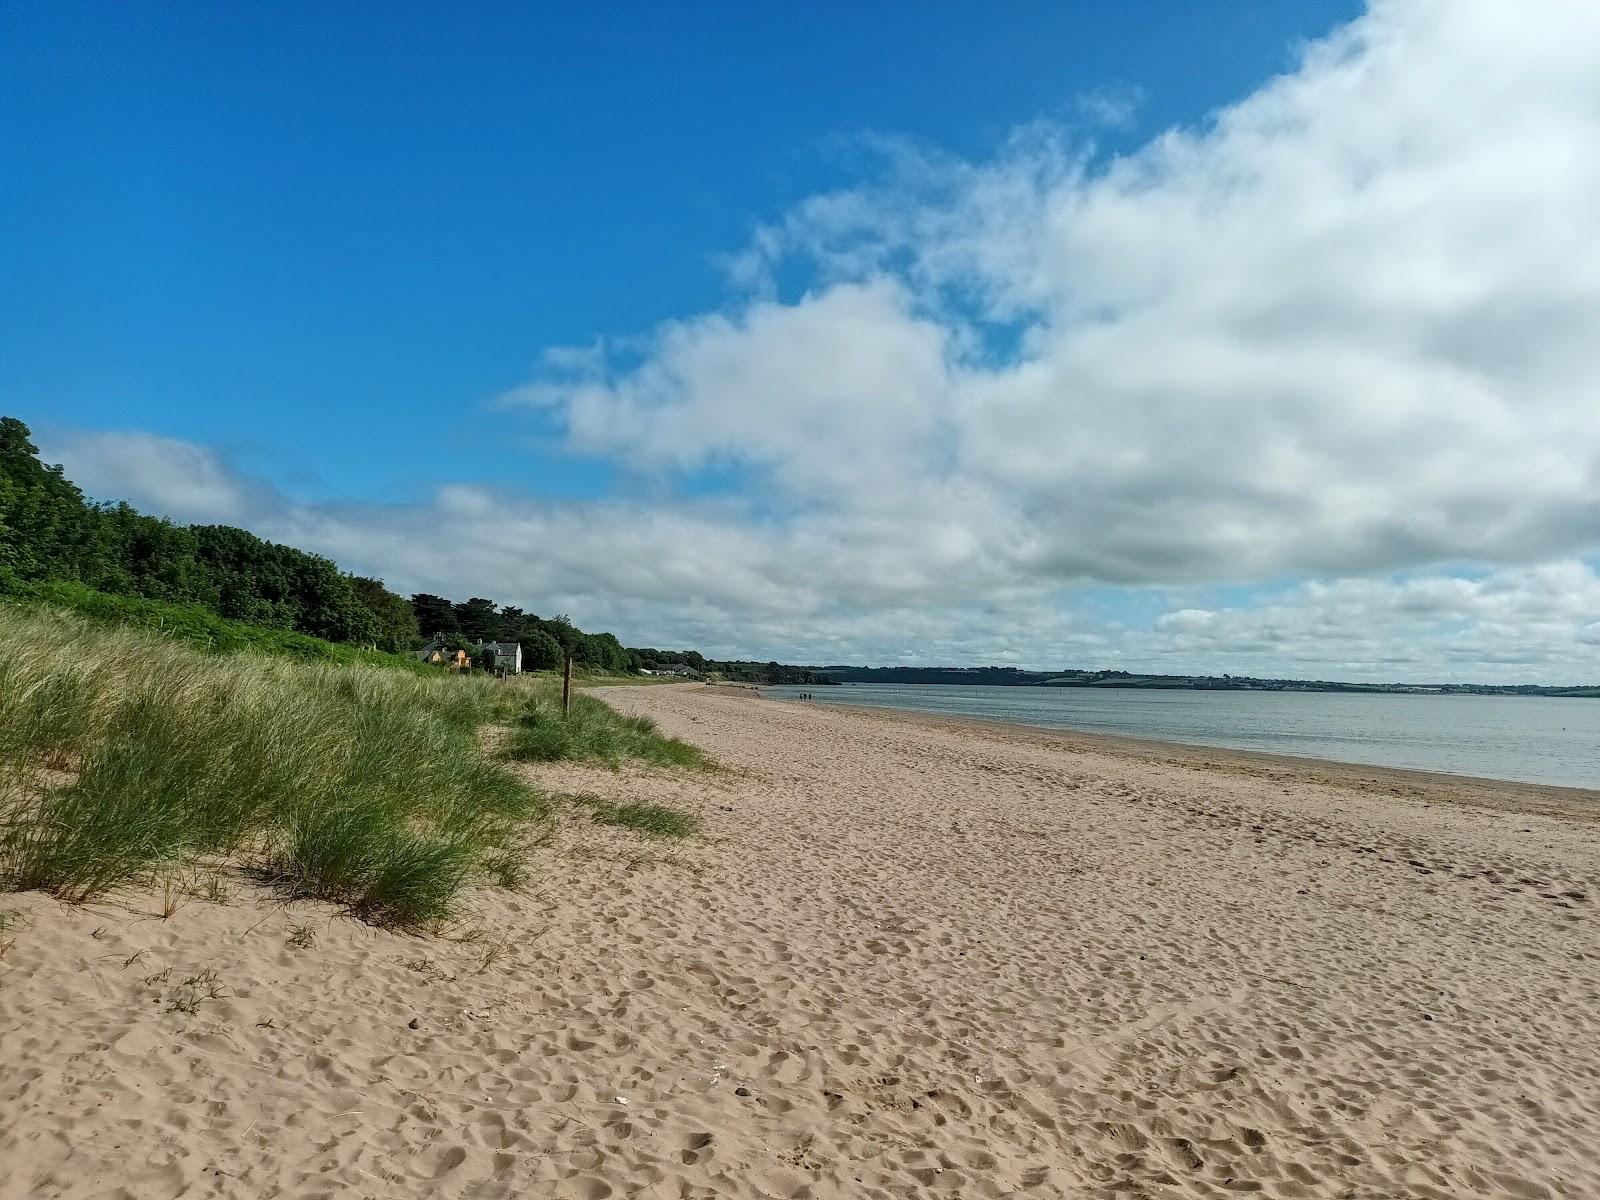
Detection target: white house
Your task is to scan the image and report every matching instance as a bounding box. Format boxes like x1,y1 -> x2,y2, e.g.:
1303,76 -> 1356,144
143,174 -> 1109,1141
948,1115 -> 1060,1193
473,640 -> 522,674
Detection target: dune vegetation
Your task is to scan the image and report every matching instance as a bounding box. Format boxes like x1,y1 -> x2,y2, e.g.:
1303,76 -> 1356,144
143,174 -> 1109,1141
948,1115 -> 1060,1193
0,604 -> 702,927
573,795 -> 699,838
507,688 -> 706,767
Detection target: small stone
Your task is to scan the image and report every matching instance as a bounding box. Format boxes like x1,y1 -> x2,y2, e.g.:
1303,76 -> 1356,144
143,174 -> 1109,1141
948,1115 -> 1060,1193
734,1086 -> 752,1097
408,1017 -> 420,1029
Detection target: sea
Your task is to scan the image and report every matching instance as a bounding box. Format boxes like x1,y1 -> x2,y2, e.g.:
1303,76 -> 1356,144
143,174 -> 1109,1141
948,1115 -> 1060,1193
765,682 -> 1600,791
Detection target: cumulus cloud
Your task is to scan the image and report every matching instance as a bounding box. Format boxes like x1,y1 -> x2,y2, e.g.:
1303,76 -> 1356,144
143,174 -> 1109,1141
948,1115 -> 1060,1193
38,1 -> 1600,680
522,0 -> 1600,588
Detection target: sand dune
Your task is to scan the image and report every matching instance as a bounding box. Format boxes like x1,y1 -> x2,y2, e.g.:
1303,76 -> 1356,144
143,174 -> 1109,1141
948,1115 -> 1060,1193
4,683 -> 1599,1198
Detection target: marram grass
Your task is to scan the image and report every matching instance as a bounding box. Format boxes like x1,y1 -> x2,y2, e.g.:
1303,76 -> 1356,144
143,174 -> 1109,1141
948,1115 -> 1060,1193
507,689 -> 706,767
0,606 -> 696,926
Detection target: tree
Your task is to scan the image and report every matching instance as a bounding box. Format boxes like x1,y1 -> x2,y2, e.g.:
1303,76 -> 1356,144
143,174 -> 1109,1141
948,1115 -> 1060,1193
351,577 -> 421,652
539,614 -> 585,659
0,416 -> 102,584
92,503 -> 213,605
188,524 -> 378,643
410,593 -> 459,639
521,628 -> 564,672
583,631 -> 630,672
454,596 -> 504,642
291,567 -> 380,645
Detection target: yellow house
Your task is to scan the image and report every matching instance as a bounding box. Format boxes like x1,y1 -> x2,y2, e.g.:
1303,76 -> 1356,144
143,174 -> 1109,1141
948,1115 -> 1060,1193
415,639 -> 471,669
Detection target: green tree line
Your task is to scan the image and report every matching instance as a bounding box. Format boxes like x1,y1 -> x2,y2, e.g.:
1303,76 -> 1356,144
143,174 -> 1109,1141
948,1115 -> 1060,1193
1,418 -> 412,647
1,415 -> 835,682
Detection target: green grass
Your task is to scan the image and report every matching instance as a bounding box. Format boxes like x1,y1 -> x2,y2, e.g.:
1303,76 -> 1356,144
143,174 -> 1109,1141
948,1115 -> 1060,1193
573,796 -> 698,838
505,687 -> 707,768
576,671 -> 696,687
3,579 -> 428,670
0,604 -> 707,927
0,606 -> 545,925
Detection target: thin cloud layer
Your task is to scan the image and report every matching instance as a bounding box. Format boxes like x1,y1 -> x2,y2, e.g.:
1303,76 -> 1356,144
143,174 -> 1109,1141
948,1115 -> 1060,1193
41,0 -> 1600,680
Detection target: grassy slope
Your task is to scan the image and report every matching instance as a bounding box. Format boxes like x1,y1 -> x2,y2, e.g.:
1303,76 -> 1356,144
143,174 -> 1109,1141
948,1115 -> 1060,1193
6,579 -> 427,670
0,604 -> 703,927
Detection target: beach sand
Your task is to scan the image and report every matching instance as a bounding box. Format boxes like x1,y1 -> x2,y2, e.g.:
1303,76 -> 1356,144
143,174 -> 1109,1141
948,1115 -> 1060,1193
3,683 -> 1598,1198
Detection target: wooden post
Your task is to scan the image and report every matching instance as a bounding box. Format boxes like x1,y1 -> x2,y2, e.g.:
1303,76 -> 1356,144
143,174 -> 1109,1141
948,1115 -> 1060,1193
562,653 -> 573,716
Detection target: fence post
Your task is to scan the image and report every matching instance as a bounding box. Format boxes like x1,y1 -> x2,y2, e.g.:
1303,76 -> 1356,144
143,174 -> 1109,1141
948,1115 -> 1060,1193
562,653 -> 573,716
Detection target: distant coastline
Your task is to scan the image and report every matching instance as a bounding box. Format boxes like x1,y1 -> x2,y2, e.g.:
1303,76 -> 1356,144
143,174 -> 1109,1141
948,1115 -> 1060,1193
769,676 -> 1600,788
806,665 -> 1600,697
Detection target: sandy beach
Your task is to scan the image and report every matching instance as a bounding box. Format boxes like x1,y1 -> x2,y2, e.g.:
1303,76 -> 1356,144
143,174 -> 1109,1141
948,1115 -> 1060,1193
3,682 -> 1598,1199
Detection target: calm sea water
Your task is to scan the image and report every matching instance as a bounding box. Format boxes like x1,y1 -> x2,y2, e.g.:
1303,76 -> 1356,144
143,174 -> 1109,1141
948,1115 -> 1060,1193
767,683 -> 1600,790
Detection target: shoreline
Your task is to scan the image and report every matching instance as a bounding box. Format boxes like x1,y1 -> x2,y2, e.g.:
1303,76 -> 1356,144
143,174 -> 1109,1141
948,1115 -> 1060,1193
757,685 -> 1600,818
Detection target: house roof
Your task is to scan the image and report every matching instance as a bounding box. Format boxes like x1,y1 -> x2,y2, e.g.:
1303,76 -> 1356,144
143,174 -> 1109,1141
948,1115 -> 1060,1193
417,637 -> 468,657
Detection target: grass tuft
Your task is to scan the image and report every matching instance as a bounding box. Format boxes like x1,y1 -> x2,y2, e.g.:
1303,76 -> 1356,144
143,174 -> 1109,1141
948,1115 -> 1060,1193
506,688 -> 707,768
577,796 -> 698,838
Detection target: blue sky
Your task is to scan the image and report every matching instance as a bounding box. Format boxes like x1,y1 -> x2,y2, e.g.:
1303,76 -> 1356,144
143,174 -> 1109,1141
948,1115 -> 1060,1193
6,1 -> 1600,679
3,1 -> 1356,502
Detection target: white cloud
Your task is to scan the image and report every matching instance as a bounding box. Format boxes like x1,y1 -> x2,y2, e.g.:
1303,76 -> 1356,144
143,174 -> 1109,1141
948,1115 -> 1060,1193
548,280 -> 959,501
521,0 -> 1600,588
1073,85 -> 1143,131
37,1 -> 1600,681
1155,609 -> 1216,634
48,430 -> 258,523
1143,564 -> 1600,679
